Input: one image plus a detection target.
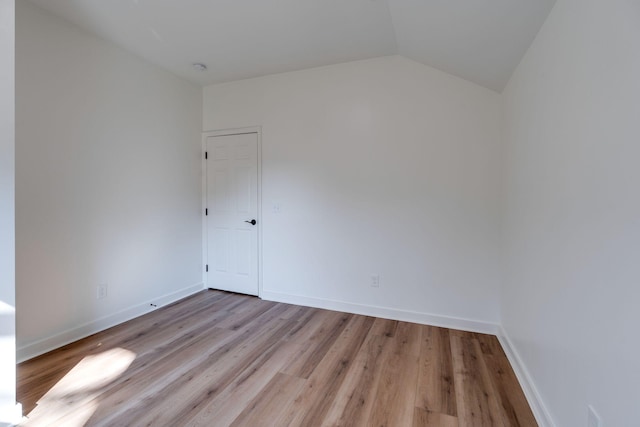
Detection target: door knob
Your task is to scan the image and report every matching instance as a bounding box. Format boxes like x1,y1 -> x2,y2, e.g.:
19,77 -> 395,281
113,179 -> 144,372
244,219 -> 257,225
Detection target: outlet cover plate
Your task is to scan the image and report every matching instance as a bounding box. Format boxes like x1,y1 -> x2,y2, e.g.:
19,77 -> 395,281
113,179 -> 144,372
370,274 -> 380,288
97,284 -> 107,300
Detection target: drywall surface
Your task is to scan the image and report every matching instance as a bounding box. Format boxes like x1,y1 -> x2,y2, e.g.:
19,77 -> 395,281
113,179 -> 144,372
204,56 -> 502,326
16,1 -> 203,356
0,0 -> 20,423
501,0 -> 640,425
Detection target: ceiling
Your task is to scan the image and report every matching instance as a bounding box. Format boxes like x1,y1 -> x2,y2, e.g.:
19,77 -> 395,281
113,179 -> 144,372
27,0 -> 556,92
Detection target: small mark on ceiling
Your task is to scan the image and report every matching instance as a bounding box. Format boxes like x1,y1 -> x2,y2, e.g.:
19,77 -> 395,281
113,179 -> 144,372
149,27 -> 164,42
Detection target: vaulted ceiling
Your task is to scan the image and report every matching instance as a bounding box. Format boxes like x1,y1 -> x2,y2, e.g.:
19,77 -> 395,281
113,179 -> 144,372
27,0 -> 556,92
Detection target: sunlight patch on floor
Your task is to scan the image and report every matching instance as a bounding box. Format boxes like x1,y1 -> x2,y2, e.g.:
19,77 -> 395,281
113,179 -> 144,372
23,347 -> 136,426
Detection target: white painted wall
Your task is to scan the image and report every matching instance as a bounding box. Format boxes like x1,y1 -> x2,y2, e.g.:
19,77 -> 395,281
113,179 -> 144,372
0,1 -> 20,423
501,0 -> 640,425
204,56 -> 503,327
15,1 -> 203,360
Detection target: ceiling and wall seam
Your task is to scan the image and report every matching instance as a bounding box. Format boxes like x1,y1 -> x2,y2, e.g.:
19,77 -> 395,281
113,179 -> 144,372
26,0 -> 556,92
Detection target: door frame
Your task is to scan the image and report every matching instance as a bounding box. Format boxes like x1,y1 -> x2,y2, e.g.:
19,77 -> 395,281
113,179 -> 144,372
202,126 -> 263,297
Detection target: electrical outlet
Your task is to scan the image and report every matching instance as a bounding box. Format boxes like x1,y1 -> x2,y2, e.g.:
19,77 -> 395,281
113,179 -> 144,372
97,283 -> 108,300
370,274 -> 380,288
588,405 -> 602,427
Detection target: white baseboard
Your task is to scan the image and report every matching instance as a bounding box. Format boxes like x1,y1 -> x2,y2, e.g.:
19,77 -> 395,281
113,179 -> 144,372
497,326 -> 555,427
261,290 -> 500,335
0,402 -> 23,426
17,282 -> 205,363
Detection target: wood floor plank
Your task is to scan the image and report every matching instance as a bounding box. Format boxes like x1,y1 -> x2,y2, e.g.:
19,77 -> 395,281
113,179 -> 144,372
78,305 -> 292,425
70,327 -> 234,424
321,333 -> 389,426
97,317 -> 295,426
31,325 -> 235,426
214,298 -> 277,330
475,334 -> 538,426
185,341 -> 305,427
369,317 -> 399,338
416,326 -> 457,416
280,310 -> 353,379
229,373 -> 307,427
413,408 -> 459,427
283,314 -> 376,426
17,290 -> 538,427
18,290 -> 234,414
275,303 -> 309,320
281,306 -> 321,339
18,290 -> 228,398
365,321 -> 422,427
450,330 -> 507,427
162,326 -> 303,427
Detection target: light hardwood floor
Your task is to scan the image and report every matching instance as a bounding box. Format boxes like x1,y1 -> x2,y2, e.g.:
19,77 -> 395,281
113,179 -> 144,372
18,290 -> 537,426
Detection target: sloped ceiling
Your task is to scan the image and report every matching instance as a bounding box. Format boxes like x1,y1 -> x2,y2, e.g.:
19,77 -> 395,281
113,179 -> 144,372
26,0 -> 555,92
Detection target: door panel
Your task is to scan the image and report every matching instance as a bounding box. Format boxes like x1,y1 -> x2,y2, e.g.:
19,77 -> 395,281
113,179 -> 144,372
206,133 -> 258,295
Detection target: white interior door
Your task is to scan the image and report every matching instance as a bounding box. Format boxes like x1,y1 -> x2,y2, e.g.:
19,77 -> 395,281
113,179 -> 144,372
206,132 -> 259,295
